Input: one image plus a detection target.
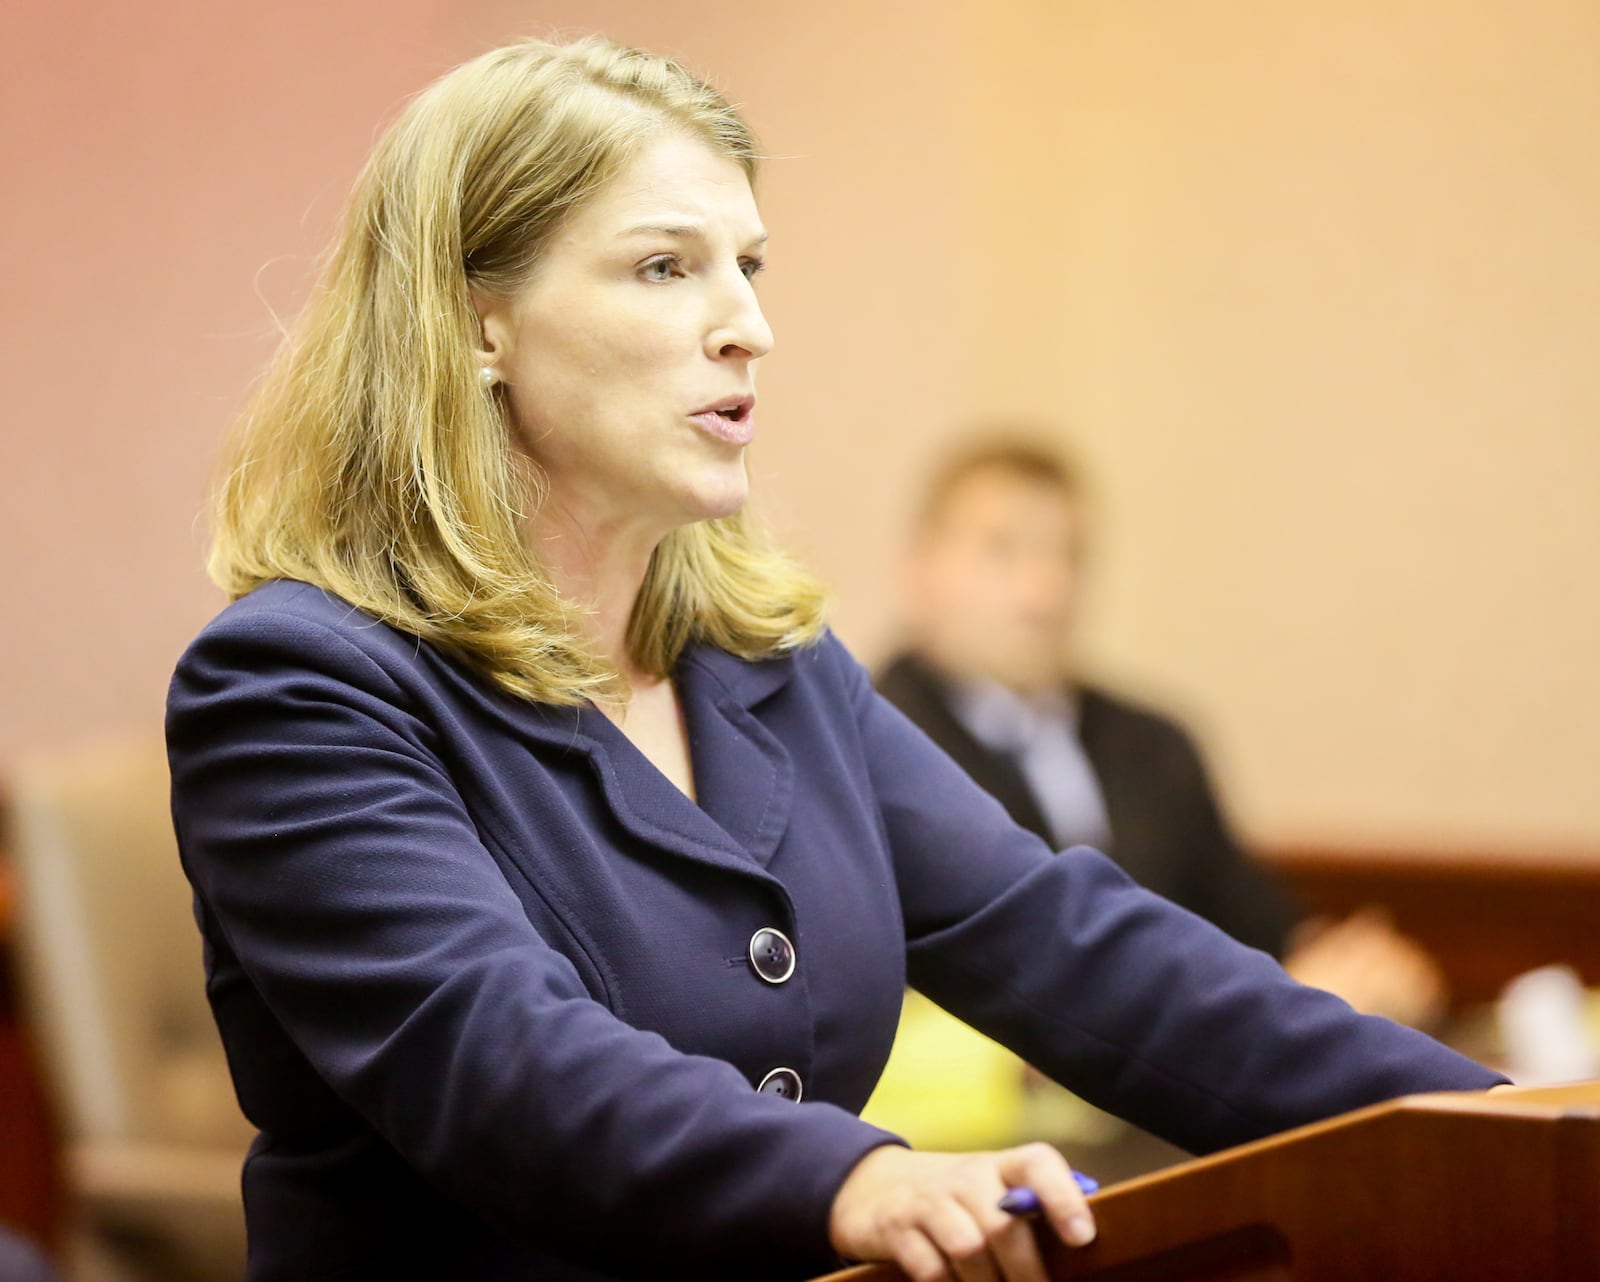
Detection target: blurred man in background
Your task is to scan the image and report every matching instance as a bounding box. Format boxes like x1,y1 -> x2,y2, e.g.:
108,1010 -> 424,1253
877,438 -> 1445,1025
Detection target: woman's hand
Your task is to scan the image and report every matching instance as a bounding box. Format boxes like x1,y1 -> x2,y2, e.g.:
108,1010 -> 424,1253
828,1142 -> 1096,1282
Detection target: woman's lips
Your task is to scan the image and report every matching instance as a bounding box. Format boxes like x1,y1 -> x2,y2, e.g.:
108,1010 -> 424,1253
689,407 -> 755,446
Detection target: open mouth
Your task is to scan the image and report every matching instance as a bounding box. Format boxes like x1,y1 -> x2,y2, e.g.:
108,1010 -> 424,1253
690,397 -> 756,444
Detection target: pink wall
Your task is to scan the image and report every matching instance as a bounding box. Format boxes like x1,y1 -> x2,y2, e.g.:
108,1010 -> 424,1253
0,1 -> 477,756
0,0 -> 971,761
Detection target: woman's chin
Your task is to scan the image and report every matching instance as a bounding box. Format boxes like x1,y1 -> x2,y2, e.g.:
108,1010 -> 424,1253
680,473 -> 750,524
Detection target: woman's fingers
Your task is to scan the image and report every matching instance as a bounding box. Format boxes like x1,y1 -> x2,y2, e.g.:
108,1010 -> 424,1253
888,1225 -> 956,1282
953,1176 -> 1050,1282
996,1142 -> 1097,1249
827,1143 -> 1096,1282
920,1193 -> 1002,1282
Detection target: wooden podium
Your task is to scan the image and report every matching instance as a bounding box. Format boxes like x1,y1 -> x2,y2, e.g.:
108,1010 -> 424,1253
815,1083 -> 1600,1282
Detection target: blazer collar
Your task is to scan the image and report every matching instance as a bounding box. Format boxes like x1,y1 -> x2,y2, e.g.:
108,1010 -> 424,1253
434,640 -> 798,881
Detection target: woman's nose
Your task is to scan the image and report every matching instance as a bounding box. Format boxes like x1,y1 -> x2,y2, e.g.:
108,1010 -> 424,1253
709,274 -> 774,361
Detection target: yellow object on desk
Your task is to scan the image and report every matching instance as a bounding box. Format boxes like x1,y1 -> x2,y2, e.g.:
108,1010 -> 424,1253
860,990 -> 1029,1150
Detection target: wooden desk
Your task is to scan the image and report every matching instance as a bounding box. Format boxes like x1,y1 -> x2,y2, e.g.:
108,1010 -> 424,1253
818,1083 -> 1600,1281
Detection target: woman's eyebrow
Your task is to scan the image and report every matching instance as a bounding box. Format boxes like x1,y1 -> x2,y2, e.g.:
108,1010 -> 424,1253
616,222 -> 769,245
618,222 -> 697,239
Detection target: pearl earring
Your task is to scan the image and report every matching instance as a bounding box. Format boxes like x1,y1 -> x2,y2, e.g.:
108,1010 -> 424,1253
480,366 -> 497,388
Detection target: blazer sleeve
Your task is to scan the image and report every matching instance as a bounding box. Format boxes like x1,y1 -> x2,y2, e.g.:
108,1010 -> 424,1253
830,645 -> 1503,1155
166,609 -> 896,1276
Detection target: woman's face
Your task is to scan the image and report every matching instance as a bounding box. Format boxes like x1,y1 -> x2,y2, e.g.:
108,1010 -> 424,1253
476,131 -> 773,548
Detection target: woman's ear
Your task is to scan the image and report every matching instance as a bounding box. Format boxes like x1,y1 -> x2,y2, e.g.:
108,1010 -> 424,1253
469,286 -> 517,389
468,285 -> 512,369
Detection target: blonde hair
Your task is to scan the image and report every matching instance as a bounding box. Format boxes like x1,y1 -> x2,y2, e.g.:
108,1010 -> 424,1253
208,35 -> 827,704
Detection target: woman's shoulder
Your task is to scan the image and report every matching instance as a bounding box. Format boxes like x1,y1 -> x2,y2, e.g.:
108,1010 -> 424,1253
201,578 -> 386,634
172,579 -> 447,700
190,579 -> 423,648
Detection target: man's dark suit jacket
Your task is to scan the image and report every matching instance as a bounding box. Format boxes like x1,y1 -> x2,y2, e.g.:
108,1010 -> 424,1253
166,584 -> 1499,1281
876,653 -> 1297,957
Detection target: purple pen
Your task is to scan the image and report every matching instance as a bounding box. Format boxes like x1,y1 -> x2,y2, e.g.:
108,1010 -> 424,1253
997,1171 -> 1099,1218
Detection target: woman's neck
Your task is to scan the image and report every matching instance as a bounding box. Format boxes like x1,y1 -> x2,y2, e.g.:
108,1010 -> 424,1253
526,498 -> 662,685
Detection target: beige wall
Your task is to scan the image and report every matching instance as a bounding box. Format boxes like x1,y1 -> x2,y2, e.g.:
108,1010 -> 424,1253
3,1 -> 1597,855
956,1 -> 1600,852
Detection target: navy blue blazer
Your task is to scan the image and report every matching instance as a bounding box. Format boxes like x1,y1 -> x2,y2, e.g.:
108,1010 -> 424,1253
166,581 -> 1501,1281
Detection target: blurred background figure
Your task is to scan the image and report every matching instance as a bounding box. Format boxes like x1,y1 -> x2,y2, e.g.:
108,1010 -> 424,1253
862,436 -> 1447,1176
879,436 -> 1446,1022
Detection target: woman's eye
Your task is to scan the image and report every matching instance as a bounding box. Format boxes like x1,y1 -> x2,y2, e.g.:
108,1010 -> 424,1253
640,255 -> 682,282
739,257 -> 766,282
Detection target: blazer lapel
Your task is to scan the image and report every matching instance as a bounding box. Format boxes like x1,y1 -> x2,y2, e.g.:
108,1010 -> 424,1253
676,644 -> 796,870
425,645 -> 781,883
570,706 -> 778,880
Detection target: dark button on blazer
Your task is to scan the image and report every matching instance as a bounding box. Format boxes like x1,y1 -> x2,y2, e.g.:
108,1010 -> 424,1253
166,581 -> 1500,1281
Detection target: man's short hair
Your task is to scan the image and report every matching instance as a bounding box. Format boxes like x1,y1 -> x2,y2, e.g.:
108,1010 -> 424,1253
915,435 -> 1084,534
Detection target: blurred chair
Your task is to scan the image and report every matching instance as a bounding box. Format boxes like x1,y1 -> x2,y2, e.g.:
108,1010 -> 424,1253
8,736 -> 250,1282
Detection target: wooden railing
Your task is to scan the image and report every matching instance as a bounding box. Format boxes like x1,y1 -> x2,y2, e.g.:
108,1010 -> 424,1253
1268,844 -> 1600,1006
814,1082 -> 1600,1282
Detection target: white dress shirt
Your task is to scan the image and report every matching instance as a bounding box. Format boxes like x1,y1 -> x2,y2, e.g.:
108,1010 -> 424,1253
947,678 -> 1114,853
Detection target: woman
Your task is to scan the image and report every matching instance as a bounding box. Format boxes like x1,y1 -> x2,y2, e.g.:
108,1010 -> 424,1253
166,35 -> 1502,1282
